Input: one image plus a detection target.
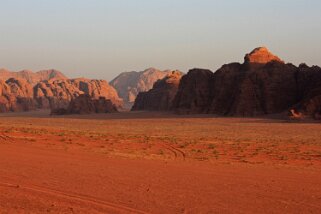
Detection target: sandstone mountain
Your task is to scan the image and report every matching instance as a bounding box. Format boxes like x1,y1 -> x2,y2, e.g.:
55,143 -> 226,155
51,94 -> 118,115
0,76 -> 123,113
171,47 -> 321,119
0,69 -> 67,85
132,70 -> 184,111
34,78 -> 123,110
110,68 -> 176,109
2,48 -> 321,119
0,78 -> 36,112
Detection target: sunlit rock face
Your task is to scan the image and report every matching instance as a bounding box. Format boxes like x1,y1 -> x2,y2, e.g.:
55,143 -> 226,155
244,47 -> 284,65
34,78 -> 123,110
0,78 -> 36,112
0,76 -> 123,113
0,69 -> 67,85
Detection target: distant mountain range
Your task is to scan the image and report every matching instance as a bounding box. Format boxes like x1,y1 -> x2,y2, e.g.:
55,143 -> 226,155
0,69 -> 67,85
1,47 -> 321,119
0,67 -> 171,114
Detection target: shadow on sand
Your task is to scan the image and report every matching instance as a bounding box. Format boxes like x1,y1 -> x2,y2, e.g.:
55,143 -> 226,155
0,110 -> 319,124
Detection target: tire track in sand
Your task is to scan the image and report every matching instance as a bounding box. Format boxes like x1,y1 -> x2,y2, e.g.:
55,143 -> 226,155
0,134 -> 14,143
162,144 -> 186,160
0,181 -> 148,214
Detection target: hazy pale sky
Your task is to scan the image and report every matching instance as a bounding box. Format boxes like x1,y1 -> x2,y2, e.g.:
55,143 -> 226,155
0,0 -> 320,80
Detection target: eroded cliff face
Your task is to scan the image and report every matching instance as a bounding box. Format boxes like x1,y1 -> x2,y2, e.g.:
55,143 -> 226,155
0,78 -> 36,112
0,77 -> 123,113
209,62 -> 299,116
132,71 -> 183,111
289,64 -> 321,119
110,68 -> 175,109
172,69 -> 213,114
34,78 -> 123,110
171,47 -> 321,118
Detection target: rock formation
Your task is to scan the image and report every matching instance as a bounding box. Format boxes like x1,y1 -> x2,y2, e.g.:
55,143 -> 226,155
51,94 -> 118,115
209,61 -> 298,116
1,47 -> 321,119
0,78 -> 36,112
172,69 -> 213,114
289,64 -> 321,119
110,68 -> 176,109
244,47 -> 284,67
0,69 -> 67,85
34,78 -> 123,110
172,47 -> 321,118
132,71 -> 183,111
0,75 -> 122,113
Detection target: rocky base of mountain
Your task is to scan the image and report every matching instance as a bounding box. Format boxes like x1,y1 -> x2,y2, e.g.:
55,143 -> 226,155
51,94 -> 118,115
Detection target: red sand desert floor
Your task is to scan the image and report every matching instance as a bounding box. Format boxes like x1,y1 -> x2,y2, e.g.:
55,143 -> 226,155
0,111 -> 320,213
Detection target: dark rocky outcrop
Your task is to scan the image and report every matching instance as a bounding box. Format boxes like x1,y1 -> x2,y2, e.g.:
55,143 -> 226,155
132,71 -> 183,111
172,47 -> 321,118
51,94 -> 118,115
110,68 -> 176,109
172,69 -> 213,114
289,64 -> 321,119
209,61 -> 299,116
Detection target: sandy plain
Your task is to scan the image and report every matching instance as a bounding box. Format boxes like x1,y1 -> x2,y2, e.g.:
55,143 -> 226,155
0,111 -> 320,213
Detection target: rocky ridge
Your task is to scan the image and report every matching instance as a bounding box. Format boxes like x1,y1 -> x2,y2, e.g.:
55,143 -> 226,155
0,75 -> 123,113
0,69 -> 67,85
135,47 -> 321,119
34,78 -> 123,110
